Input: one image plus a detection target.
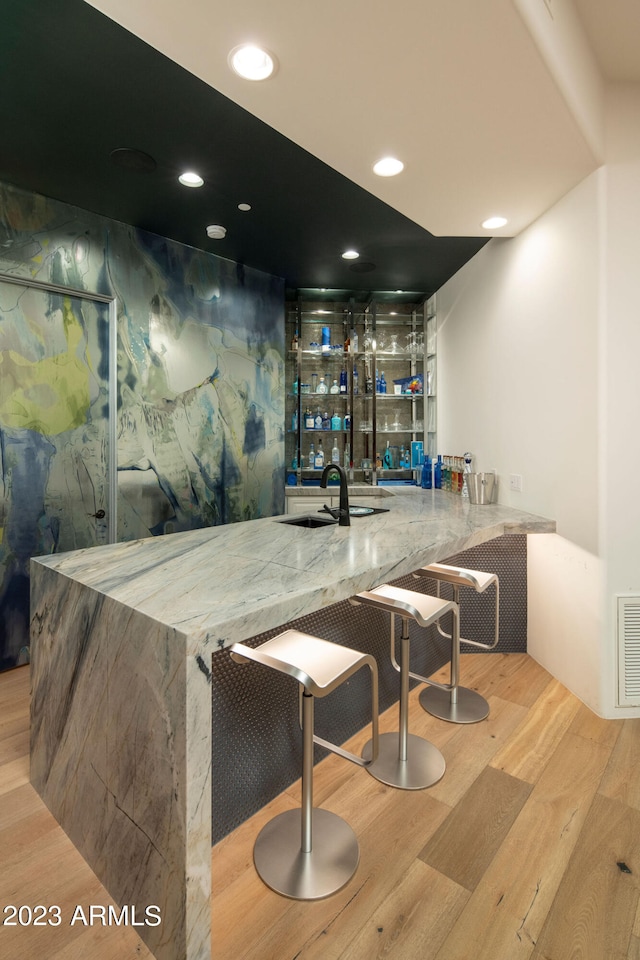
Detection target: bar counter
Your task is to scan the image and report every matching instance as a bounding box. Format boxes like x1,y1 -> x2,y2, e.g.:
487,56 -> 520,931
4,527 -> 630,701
29,488 -> 554,960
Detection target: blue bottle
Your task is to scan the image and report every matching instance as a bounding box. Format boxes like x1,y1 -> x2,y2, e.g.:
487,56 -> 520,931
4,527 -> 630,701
331,412 -> 342,431
379,371 -> 387,394
421,456 -> 432,489
434,454 -> 443,489
339,369 -> 347,394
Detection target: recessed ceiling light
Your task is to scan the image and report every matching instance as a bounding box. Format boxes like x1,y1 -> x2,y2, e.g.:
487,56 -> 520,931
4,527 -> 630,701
206,225 -> 227,239
228,44 -> 277,81
341,250 -> 360,260
373,157 -> 404,177
238,202 -> 252,211
482,216 -> 508,229
178,171 -> 204,188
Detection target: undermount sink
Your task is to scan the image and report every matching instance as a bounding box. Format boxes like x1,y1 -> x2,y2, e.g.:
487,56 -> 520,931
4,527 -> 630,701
346,505 -> 390,517
278,505 -> 390,528
278,514 -> 337,528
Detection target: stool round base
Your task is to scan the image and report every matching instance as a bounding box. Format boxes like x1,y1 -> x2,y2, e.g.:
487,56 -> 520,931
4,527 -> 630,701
419,685 -> 490,724
253,808 -> 359,900
362,732 -> 446,790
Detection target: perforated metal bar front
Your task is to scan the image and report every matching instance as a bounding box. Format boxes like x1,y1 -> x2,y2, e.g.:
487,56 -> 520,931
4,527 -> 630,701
211,534 -> 527,842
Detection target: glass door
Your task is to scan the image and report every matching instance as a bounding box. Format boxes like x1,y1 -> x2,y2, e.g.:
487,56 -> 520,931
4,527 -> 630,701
0,276 -> 116,670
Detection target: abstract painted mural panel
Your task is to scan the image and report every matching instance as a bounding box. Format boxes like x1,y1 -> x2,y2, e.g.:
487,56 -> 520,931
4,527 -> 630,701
0,280 -> 111,669
0,181 -> 285,669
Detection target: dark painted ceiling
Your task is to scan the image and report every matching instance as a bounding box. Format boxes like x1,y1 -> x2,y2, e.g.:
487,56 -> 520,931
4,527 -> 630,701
0,0 -> 487,299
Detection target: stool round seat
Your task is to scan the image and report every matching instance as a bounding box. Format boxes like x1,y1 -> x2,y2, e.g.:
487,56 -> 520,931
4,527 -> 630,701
415,562 -> 500,724
353,584 -> 455,790
230,629 -> 379,900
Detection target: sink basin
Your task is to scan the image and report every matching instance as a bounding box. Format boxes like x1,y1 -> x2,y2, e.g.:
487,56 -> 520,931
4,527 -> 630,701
278,514 -> 337,528
347,505 -> 390,517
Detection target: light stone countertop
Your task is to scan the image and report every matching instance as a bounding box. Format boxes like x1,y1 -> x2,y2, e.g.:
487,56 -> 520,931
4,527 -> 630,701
32,488 -> 555,656
29,486 -> 555,960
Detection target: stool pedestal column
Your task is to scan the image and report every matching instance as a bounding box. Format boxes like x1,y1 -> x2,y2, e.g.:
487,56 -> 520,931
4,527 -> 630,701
254,692 -> 359,900
361,608 -> 446,791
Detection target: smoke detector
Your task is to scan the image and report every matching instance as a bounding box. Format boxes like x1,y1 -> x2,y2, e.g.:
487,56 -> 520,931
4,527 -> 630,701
206,225 -> 227,239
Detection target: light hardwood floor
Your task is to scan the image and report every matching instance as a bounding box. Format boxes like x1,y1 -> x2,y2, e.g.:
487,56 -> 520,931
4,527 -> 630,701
2,656 -> 640,959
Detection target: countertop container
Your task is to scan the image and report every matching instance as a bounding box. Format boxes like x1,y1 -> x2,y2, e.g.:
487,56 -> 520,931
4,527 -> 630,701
466,472 -> 495,504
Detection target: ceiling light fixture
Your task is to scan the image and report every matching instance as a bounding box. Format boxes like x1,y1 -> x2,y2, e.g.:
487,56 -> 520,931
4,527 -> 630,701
206,224 -> 227,239
373,157 -> 404,177
178,171 -> 204,188
341,249 -> 360,260
238,202 -> 252,211
482,216 -> 508,229
228,44 -> 277,81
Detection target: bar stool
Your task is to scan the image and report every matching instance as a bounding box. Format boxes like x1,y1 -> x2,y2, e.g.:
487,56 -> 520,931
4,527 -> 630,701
413,563 -> 499,724
351,583 -> 458,790
229,629 -> 379,900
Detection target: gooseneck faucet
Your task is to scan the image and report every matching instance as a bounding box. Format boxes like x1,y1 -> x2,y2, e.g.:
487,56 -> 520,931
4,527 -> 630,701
320,463 -> 350,526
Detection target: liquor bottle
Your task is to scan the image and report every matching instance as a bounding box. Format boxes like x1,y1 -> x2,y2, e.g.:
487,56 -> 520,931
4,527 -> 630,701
317,375 -> 328,394
321,410 -> 331,430
330,378 -> 340,395
379,371 -> 387,394
331,438 -> 340,464
353,366 -> 359,395
314,408 -> 323,430
339,369 -> 347,394
421,456 -> 432,489
314,440 -> 325,469
309,442 -> 315,466
434,454 -> 443,489
331,411 -> 342,431
304,407 -> 314,430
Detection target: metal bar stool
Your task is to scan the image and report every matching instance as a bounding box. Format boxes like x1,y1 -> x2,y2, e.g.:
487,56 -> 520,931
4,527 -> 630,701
413,562 -> 499,723
230,628 -> 379,900
351,583 -> 458,790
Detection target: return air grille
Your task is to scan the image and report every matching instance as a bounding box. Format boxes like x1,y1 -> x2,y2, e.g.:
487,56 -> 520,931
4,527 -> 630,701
618,596 -> 640,706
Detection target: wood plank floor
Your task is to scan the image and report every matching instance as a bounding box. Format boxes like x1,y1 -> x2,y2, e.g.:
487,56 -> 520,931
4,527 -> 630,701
2,655 -> 640,959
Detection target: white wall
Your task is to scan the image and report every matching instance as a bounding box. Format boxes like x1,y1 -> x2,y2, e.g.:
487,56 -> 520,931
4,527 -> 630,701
436,169 -> 605,712
599,85 -> 640,712
437,171 -> 601,554
437,85 -> 640,717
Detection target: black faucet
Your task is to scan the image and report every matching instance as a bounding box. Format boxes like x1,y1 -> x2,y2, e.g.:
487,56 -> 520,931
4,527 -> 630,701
320,463 -> 350,526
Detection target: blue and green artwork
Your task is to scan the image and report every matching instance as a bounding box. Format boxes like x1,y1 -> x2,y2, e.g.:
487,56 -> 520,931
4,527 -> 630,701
0,181 -> 285,670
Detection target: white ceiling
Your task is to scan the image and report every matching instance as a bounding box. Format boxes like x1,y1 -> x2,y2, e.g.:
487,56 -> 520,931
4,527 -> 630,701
84,0 -> 638,240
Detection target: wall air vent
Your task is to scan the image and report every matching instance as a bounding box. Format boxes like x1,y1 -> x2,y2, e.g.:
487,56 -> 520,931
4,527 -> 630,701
617,596 -> 640,706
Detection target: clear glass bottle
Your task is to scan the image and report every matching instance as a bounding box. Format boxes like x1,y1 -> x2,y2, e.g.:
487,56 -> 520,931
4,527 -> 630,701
331,438 -> 340,464
315,440 -> 324,469
322,410 -> 331,430
330,378 -> 339,395
317,375 -> 328,395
